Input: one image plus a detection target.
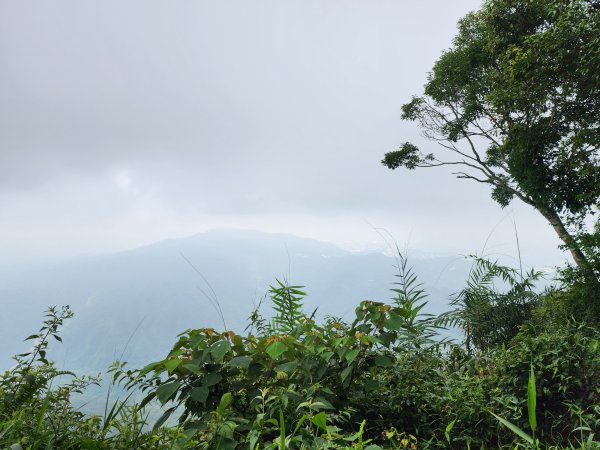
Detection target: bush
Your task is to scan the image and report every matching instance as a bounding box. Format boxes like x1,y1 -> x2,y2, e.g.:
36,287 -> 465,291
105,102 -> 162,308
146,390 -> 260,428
0,306 -> 192,450
2,257 -> 599,449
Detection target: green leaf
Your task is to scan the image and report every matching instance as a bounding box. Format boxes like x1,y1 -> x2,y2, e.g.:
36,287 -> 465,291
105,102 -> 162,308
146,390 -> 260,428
139,392 -> 156,409
490,412 -> 533,444
156,381 -> 180,405
275,361 -> 298,373
311,411 -> 328,433
445,418 -> 456,443
362,335 -> 382,345
215,437 -> 237,450
528,364 -> 537,433
164,359 -> 181,373
190,386 -> 209,404
211,340 -> 231,363
445,418 -> 456,433
182,363 -> 202,375
291,414 -> 308,439
321,351 -> 334,361
228,355 -> 252,369
249,431 -> 259,450
203,372 -> 222,387
153,406 -> 176,430
384,314 -> 403,331
217,392 -> 232,415
344,348 -> 360,364
266,342 -> 288,359
278,410 -> 286,449
140,362 -> 161,376
374,355 -> 394,367
364,379 -> 380,392
341,365 -> 353,383
190,335 -> 206,349
377,332 -> 395,347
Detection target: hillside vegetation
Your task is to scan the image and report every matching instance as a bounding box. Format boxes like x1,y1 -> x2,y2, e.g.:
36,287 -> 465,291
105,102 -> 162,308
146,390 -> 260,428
1,254 -> 599,449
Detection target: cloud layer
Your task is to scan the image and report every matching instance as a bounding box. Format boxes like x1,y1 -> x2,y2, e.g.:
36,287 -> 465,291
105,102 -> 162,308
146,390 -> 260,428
0,0 -> 567,267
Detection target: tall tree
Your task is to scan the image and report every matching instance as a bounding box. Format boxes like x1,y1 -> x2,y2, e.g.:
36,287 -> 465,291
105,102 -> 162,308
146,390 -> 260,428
383,0 -> 600,275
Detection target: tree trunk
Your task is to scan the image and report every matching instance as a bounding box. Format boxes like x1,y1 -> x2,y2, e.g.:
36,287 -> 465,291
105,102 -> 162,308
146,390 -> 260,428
537,206 -> 589,269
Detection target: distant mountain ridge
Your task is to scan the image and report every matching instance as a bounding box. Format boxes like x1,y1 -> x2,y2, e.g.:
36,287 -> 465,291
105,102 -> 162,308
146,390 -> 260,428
1,229 -> 471,372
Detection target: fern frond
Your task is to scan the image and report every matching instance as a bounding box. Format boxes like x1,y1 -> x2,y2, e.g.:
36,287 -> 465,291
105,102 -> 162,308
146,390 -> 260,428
269,278 -> 306,334
442,257 -> 543,353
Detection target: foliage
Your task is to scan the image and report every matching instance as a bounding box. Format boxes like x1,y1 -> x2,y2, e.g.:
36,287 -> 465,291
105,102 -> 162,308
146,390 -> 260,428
121,257 -> 598,449
122,267 -> 443,448
437,257 -> 543,353
490,364 -> 539,448
382,0 -> 600,278
269,279 -> 309,334
490,321 -> 600,445
2,256 -> 599,449
1,306 -> 75,418
0,306 -> 192,449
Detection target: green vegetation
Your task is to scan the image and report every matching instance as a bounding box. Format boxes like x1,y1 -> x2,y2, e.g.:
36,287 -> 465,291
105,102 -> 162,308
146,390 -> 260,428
382,0 -> 600,280
2,255 -> 599,449
2,0 -> 599,448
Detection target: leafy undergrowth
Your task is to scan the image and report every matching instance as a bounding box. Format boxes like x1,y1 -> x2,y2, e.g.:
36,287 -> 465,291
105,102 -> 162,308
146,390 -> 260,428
1,257 -> 599,449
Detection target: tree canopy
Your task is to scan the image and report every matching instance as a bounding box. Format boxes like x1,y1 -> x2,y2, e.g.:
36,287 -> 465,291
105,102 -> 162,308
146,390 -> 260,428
383,0 -> 600,276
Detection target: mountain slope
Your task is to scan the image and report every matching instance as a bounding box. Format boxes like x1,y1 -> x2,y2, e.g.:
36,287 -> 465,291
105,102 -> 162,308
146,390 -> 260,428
1,229 -> 471,371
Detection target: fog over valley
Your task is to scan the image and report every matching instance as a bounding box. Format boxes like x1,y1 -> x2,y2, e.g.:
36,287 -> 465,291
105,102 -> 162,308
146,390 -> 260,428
1,229 -> 474,372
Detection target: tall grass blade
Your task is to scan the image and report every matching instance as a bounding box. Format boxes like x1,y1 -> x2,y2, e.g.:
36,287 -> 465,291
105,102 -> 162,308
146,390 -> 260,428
528,364 -> 537,434
279,410 -> 286,450
490,412 -> 534,444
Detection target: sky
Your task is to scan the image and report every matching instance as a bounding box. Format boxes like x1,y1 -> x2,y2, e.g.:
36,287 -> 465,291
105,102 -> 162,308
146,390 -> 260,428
0,0 -> 568,268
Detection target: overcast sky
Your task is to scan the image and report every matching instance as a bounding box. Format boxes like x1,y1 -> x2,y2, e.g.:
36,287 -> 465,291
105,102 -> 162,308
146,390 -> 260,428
0,0 -> 568,268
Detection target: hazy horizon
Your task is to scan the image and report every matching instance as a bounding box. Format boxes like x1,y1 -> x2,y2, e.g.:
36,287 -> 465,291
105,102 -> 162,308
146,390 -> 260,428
0,225 -> 566,273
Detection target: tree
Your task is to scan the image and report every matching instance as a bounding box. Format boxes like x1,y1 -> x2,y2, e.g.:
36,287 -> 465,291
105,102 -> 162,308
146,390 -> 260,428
383,0 -> 600,276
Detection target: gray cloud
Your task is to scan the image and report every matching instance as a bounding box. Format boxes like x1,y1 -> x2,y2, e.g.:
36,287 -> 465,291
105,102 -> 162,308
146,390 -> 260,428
0,0 -> 567,267
0,1 -> 476,190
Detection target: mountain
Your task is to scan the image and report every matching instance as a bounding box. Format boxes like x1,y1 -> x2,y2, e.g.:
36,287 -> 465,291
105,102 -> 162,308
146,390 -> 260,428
0,229 -> 472,372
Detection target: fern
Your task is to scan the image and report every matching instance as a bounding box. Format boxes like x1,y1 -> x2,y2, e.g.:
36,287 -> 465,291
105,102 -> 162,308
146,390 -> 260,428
390,252 -> 441,349
269,278 -> 306,334
436,257 -> 543,353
